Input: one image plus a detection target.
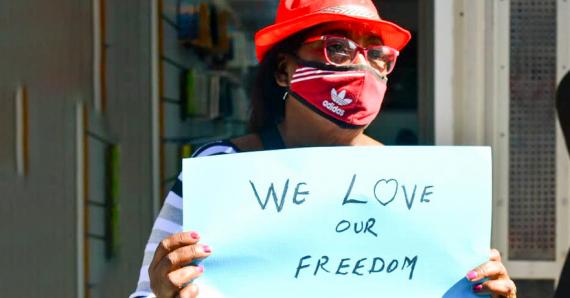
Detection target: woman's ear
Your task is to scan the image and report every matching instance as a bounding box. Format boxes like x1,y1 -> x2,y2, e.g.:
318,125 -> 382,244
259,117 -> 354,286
274,53 -> 294,88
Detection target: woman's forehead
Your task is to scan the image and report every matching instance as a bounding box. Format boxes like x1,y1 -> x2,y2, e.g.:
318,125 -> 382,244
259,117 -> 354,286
304,22 -> 383,42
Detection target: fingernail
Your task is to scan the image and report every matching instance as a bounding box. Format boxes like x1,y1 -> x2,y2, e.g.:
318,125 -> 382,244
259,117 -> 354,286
472,284 -> 483,292
202,244 -> 212,253
466,271 -> 478,280
196,265 -> 204,273
190,231 -> 199,239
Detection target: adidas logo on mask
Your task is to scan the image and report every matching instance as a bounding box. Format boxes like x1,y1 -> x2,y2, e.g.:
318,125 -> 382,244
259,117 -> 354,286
331,88 -> 352,106
322,88 -> 350,116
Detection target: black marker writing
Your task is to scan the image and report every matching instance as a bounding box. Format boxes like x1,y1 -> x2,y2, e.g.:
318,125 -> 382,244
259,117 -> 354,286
335,218 -> 378,238
249,179 -> 309,212
342,174 -> 367,205
294,255 -> 418,280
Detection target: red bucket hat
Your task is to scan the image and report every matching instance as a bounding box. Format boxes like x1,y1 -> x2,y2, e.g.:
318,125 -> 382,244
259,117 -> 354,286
254,0 -> 412,62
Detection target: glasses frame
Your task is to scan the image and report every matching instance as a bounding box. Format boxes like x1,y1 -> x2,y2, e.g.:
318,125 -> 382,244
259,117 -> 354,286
304,35 -> 400,75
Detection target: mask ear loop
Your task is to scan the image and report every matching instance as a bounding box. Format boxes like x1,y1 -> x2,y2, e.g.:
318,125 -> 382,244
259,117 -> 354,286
275,88 -> 289,125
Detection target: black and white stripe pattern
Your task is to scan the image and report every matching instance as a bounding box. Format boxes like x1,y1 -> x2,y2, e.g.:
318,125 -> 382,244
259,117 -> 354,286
129,141 -> 239,298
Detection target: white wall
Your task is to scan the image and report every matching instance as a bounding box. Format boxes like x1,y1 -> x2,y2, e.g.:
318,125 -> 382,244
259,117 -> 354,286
433,0 -> 570,288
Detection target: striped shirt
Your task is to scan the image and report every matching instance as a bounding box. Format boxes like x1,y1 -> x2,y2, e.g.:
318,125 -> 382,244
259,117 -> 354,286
129,141 -> 240,298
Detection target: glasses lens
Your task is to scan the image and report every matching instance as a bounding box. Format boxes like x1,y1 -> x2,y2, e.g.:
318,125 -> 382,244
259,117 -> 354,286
325,37 -> 356,65
367,46 -> 398,74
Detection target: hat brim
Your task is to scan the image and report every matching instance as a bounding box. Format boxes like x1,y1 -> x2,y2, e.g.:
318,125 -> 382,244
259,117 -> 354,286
255,13 -> 412,62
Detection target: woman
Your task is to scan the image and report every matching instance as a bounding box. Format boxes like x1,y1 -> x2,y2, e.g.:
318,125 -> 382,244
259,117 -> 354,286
130,0 -> 517,297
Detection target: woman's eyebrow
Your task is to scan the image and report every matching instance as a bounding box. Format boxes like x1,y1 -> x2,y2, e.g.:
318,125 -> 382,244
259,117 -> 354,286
309,28 -> 383,45
367,36 -> 383,44
320,29 -> 350,36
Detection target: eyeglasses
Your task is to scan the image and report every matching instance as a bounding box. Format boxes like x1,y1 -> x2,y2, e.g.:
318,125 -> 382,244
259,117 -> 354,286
304,35 -> 400,75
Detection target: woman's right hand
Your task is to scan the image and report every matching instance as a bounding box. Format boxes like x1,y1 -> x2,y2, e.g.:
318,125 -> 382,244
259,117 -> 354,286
148,231 -> 212,298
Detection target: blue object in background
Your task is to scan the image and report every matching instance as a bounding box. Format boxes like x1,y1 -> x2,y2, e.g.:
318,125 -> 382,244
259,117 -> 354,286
177,1 -> 199,41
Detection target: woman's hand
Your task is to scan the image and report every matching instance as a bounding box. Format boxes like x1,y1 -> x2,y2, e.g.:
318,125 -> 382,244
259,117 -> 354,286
467,249 -> 516,297
149,231 -> 212,298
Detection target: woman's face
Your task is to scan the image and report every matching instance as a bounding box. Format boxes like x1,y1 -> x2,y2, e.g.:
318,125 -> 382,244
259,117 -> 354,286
295,22 -> 387,76
274,22 -> 388,135
275,21 -> 388,89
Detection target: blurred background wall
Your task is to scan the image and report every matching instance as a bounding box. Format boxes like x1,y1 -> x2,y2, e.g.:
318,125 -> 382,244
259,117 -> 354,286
0,0 -> 92,296
0,0 -> 156,296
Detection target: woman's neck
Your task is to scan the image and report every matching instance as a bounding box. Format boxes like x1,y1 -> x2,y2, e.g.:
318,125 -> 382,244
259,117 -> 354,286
273,96 -> 382,147
278,117 -> 377,147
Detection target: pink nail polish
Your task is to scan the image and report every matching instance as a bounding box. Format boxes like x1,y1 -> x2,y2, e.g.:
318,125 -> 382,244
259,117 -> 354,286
202,245 -> 212,253
466,271 -> 478,280
196,265 -> 204,273
472,284 -> 483,292
190,232 -> 199,239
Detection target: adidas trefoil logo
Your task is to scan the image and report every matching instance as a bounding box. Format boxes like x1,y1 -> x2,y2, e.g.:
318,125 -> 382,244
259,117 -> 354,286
322,88 -> 348,117
331,88 -> 352,106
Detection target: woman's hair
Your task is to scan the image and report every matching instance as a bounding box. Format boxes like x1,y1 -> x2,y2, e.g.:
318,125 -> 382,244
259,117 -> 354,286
248,32 -> 308,132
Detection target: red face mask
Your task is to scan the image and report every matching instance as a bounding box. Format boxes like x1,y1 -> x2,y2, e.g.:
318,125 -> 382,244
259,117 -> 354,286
288,61 -> 387,127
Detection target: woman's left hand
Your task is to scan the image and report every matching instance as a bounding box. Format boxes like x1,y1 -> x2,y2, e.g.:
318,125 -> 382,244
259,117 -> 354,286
466,249 -> 517,297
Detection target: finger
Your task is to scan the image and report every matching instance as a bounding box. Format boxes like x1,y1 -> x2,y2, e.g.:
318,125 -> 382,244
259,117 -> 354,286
167,265 -> 204,289
466,261 -> 507,282
490,248 -> 502,262
179,283 -> 199,298
159,244 -> 213,273
472,279 -> 516,297
150,231 -> 201,270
